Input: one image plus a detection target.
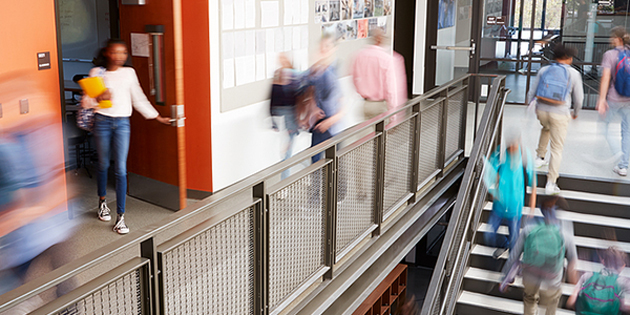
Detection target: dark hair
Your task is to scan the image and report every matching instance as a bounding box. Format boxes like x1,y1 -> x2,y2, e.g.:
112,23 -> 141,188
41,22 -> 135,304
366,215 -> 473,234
92,39 -> 128,67
553,44 -> 577,61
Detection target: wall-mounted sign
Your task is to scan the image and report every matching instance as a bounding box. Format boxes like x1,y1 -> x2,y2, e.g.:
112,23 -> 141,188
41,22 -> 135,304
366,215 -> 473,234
486,16 -> 497,25
496,16 -> 506,25
37,52 -> 51,70
121,0 -> 145,4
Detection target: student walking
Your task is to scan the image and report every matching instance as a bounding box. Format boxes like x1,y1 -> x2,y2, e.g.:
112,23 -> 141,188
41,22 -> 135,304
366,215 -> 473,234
528,44 -> 584,195
82,39 -> 170,234
598,27 -> 630,177
502,204 -> 578,315
308,34 -> 345,163
484,131 -> 536,259
351,28 -> 407,123
270,53 -> 305,179
567,246 -> 630,314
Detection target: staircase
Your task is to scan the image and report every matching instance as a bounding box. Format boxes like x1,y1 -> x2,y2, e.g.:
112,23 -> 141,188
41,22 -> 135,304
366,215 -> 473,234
455,176 -> 630,315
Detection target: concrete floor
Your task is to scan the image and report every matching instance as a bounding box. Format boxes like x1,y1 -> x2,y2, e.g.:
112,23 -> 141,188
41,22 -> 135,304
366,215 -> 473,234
503,104 -> 630,184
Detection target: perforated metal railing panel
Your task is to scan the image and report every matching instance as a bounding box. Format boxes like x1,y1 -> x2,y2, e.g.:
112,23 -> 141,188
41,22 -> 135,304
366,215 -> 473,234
418,103 -> 442,186
268,166 -> 328,311
161,208 -> 255,315
445,89 -> 466,162
383,118 -> 415,220
335,138 -> 377,260
54,269 -> 143,315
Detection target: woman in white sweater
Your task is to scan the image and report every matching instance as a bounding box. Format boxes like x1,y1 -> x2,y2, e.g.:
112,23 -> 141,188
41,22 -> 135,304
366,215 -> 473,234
82,39 -> 170,234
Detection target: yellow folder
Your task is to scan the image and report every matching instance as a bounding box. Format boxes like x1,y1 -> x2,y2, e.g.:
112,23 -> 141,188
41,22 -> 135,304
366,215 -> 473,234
78,77 -> 112,108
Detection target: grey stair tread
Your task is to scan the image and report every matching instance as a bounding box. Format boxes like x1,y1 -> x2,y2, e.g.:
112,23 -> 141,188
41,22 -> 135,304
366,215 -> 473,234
464,267 -> 574,296
458,290 -> 575,315
477,223 -> 630,253
470,244 -> 630,277
526,186 -> 630,206
483,202 -> 630,230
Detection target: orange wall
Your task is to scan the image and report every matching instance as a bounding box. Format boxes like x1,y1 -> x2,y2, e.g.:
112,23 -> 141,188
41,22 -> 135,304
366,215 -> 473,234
182,0 -> 212,192
0,1 -> 67,235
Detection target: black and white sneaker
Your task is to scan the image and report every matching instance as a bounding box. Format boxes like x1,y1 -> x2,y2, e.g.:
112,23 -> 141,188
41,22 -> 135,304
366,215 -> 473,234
113,214 -> 130,234
98,200 -> 111,222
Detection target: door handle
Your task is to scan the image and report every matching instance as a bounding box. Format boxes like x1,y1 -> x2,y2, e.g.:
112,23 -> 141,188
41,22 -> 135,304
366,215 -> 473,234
431,43 -> 476,53
171,104 -> 186,127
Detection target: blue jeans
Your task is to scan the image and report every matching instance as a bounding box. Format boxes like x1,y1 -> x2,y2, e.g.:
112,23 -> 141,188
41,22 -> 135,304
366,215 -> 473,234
310,120 -> 333,164
484,210 -> 521,251
271,106 -> 299,180
603,101 -> 630,169
94,114 -> 130,215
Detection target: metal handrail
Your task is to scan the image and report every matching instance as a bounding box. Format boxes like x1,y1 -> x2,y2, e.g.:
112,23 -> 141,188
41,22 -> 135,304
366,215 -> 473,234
420,76 -> 508,315
0,73 -> 492,314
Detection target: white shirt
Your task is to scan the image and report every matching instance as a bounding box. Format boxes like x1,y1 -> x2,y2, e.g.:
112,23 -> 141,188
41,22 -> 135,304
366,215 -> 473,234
83,67 -> 159,119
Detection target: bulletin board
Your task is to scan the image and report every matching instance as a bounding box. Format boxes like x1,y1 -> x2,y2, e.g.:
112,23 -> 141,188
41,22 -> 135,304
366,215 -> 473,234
219,0 -> 395,112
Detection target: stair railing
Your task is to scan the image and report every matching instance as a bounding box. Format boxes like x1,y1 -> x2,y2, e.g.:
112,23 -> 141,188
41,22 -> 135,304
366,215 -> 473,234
421,76 -> 509,315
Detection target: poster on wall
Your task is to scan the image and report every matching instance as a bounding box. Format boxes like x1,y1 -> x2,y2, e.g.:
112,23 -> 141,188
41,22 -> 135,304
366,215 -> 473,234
353,0 -> 364,18
330,0 -> 341,21
438,0 -> 456,29
364,0 -> 374,17
315,0 -> 330,23
344,20 -> 358,39
384,0 -> 392,15
357,19 -> 368,38
374,0 -> 383,16
341,0 -> 353,19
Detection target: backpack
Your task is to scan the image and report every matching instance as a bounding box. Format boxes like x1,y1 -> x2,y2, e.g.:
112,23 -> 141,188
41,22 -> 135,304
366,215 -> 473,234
522,223 -> 565,278
535,63 -> 571,105
576,272 -> 622,315
614,48 -> 630,97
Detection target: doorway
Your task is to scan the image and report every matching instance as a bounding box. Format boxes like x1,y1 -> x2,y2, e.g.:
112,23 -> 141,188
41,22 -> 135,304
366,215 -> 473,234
55,0 -> 187,236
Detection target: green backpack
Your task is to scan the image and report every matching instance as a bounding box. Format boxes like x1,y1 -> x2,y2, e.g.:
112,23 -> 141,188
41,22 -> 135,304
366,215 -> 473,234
522,223 -> 565,278
576,272 -> 621,315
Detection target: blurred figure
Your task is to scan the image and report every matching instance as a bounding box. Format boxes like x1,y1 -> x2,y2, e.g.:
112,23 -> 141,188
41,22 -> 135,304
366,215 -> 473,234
528,44 -> 583,195
567,247 -> 630,314
597,27 -> 630,177
502,198 -> 578,315
0,113 -> 76,304
483,130 -> 536,259
270,53 -> 305,179
351,28 -> 407,123
308,34 -> 345,163
82,39 -> 170,234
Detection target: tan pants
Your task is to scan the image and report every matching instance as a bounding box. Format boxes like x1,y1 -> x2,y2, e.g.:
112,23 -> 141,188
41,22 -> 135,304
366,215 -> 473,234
363,100 -> 388,121
523,277 -> 562,315
536,110 -> 570,184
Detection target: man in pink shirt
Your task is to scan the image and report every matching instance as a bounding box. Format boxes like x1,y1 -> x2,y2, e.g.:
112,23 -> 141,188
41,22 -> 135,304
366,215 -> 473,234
351,29 -> 408,123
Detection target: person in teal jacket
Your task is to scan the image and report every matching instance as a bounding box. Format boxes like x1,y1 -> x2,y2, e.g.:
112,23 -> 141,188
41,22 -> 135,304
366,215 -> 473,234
483,131 -> 537,259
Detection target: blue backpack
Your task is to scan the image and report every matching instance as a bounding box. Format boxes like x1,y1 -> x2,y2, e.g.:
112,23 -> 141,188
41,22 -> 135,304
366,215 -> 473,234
535,63 -> 571,105
614,48 -> 630,97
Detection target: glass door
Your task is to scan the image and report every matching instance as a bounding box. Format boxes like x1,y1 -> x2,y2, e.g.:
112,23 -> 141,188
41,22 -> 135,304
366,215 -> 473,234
431,0 -> 476,85
477,0 -> 562,104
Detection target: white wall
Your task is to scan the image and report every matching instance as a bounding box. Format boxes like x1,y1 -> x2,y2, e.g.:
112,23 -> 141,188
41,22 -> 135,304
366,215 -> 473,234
209,2 -> 371,191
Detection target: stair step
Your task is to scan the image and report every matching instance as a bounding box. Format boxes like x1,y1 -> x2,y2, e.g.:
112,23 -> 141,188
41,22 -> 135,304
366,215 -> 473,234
464,267 -> 574,296
477,223 -> 630,253
470,244 -> 630,277
458,290 -> 575,315
527,186 -> 630,207
483,202 -> 630,231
